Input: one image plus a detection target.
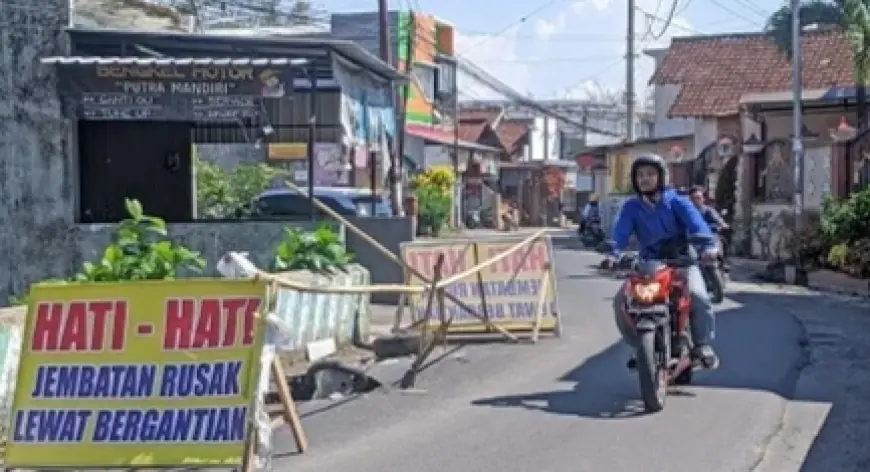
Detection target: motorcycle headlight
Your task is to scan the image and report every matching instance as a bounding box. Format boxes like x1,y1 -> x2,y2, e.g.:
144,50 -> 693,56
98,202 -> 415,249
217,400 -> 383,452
632,282 -> 661,303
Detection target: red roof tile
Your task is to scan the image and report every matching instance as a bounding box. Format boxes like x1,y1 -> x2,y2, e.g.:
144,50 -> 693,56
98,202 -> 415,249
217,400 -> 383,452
650,29 -> 854,117
458,121 -> 487,142
495,120 -> 529,154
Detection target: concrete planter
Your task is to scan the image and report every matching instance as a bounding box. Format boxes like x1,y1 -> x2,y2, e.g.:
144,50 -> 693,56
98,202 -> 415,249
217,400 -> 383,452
272,264 -> 371,353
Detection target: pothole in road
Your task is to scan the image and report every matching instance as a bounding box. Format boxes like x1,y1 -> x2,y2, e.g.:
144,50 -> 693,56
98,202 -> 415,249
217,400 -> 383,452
266,361 -> 382,403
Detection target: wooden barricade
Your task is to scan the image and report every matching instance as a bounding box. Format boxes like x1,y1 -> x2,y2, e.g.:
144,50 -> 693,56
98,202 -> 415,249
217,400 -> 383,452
255,181 -> 564,455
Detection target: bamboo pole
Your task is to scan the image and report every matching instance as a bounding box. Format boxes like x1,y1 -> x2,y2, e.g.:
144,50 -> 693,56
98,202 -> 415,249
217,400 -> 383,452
253,270 -> 424,294
435,230 -> 546,288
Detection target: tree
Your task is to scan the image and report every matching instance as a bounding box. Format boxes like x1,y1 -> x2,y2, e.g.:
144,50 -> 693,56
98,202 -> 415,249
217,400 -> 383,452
764,0 -> 870,126
765,1 -> 843,55
288,0 -> 313,25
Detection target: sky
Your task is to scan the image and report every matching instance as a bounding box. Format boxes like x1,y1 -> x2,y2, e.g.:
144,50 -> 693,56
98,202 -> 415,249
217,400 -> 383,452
320,0 -> 787,103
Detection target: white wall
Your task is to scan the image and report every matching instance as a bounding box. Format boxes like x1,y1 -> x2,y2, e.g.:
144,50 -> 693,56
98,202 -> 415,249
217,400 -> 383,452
647,48 -> 695,139
693,118 -> 719,153
527,116 -> 560,161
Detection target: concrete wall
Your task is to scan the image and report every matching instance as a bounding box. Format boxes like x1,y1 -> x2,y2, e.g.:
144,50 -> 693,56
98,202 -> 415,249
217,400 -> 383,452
0,0 -> 79,299
346,217 -> 415,304
75,217 -> 415,291
76,221 -> 323,276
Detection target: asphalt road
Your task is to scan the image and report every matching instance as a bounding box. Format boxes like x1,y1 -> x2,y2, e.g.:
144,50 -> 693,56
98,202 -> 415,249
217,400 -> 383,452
273,235 -> 868,472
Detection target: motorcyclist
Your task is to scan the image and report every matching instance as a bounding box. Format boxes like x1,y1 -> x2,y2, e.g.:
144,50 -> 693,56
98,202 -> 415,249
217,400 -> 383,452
579,194 -> 601,233
688,186 -> 730,264
605,155 -> 720,369
688,186 -> 728,232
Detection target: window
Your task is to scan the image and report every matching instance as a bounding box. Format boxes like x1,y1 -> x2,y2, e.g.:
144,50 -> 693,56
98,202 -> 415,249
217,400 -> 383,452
435,61 -> 456,96
412,64 -> 437,103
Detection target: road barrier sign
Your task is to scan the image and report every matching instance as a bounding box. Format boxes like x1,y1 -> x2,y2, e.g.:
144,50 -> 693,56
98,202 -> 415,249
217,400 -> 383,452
5,279 -> 267,469
400,234 -> 561,336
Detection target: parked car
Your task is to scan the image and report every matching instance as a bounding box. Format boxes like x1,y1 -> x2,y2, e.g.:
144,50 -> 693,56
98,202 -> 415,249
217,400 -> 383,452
251,187 -> 393,219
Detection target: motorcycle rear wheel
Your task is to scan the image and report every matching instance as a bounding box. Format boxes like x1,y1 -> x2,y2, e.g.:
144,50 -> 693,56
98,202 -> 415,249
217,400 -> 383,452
636,330 -> 667,412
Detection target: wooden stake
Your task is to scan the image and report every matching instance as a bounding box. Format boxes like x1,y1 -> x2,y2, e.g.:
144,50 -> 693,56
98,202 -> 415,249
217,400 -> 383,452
531,264 -> 552,343
271,358 -> 308,454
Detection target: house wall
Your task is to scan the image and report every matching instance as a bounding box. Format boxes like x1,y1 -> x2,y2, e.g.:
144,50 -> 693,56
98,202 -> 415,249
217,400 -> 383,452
734,108 -> 838,258
605,137 -> 695,194
527,116 -> 560,162
0,3 -> 415,302
646,49 -> 695,139
331,10 -> 456,129
0,1 -> 81,299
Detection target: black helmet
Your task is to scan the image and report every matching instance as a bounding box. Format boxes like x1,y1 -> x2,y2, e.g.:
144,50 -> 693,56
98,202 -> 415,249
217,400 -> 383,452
630,154 -> 669,196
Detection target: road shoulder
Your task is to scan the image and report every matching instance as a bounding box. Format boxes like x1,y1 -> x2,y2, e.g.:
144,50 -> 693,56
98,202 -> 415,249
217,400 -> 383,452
730,280 -> 870,472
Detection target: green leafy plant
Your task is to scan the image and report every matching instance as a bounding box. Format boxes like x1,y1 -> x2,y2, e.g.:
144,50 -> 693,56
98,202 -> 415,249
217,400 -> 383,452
271,224 -> 353,273
416,185 -> 451,236
196,158 -> 289,218
74,199 -> 206,281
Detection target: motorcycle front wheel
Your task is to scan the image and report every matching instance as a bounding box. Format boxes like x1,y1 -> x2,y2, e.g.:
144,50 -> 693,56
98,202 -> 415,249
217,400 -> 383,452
636,329 -> 666,412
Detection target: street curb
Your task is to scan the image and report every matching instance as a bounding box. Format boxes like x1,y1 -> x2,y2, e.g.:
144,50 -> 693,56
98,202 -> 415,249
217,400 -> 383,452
729,258 -> 870,300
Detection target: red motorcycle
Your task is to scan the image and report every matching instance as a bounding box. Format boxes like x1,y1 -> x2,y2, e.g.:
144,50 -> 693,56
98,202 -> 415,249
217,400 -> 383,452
621,250 -> 699,413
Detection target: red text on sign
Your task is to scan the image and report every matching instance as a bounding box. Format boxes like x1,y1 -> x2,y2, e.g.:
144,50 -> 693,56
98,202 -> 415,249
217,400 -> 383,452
163,297 -> 260,350
486,244 -> 548,275
31,300 -> 128,352
405,248 -> 468,280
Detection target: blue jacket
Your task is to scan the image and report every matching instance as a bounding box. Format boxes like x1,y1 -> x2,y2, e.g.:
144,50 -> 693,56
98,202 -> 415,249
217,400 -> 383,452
611,189 -> 716,259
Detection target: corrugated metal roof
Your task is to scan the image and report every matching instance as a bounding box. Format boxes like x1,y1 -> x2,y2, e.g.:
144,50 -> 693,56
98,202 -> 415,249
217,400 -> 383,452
40,56 -> 301,66
63,27 -> 407,81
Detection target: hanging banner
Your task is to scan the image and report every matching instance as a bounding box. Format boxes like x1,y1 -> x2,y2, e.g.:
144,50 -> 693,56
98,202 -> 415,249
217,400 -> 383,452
53,60 -> 294,121
5,279 -> 267,468
332,56 -> 396,147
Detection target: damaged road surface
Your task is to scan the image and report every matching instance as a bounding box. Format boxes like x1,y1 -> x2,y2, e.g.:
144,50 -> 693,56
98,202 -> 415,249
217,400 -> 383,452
274,244 -> 862,472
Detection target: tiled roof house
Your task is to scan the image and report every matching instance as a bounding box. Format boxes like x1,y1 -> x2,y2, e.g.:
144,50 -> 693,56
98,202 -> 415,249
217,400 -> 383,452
458,107 -> 532,161
649,28 -> 856,253
650,29 -> 853,118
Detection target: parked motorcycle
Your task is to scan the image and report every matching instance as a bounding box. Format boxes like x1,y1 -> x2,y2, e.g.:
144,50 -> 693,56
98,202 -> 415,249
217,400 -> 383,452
616,237 -> 709,413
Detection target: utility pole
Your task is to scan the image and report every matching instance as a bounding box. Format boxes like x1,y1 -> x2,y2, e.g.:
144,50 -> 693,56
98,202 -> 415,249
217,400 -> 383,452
625,0 -> 636,142
378,0 -> 404,215
791,0 -> 804,227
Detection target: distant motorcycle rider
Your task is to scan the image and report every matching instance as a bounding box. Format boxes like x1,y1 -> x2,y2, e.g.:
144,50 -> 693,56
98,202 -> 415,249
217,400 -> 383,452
579,194 -> 601,233
605,155 -> 720,369
688,186 -> 728,232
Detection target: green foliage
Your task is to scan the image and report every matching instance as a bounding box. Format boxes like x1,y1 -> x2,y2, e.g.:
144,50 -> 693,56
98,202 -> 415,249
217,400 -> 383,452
765,1 -> 844,56
821,187 -> 870,275
271,225 -> 353,273
822,189 -> 870,243
415,184 -> 452,235
74,199 -> 206,282
196,158 -> 289,219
